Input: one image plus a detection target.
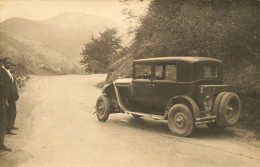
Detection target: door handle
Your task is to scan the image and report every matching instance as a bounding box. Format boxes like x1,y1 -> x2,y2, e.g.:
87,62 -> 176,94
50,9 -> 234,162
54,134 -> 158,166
145,83 -> 155,87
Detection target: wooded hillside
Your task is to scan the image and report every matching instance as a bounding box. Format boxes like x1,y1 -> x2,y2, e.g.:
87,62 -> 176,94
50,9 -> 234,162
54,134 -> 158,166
107,0 -> 260,132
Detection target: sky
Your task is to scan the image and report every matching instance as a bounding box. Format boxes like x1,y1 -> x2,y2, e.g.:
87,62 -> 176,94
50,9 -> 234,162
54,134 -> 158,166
0,0 -> 149,28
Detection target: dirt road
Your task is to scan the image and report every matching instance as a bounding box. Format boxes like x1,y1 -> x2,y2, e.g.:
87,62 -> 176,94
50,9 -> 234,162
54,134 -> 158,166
1,75 -> 259,167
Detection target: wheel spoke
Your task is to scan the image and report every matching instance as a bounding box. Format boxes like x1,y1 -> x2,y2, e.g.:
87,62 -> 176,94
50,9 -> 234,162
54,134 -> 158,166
97,101 -> 105,115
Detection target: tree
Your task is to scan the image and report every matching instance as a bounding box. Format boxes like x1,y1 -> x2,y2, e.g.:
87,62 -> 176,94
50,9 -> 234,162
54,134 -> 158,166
130,0 -> 259,67
80,28 -> 122,73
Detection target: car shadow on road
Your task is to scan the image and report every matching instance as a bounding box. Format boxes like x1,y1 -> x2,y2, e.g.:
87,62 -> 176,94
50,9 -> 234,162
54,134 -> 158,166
106,115 -> 234,139
192,127 -> 236,139
108,115 -> 171,135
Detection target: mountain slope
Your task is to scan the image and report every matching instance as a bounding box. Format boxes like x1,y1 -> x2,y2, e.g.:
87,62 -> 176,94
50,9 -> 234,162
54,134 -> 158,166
0,12 -> 128,74
0,32 -> 67,74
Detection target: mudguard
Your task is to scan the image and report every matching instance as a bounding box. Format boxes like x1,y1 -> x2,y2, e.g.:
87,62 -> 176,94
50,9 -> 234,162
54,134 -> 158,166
164,96 -> 200,119
102,83 -> 115,96
101,82 -> 130,113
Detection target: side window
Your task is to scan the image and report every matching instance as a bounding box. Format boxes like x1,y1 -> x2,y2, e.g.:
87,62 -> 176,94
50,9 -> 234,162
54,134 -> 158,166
204,66 -> 217,77
165,65 -> 177,81
134,64 -> 152,79
155,65 -> 163,80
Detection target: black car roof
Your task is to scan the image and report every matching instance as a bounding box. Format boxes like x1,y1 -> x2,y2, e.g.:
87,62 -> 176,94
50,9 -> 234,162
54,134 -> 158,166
133,57 -> 223,64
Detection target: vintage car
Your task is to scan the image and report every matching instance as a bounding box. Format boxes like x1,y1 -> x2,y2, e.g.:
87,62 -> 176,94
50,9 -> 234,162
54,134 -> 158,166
95,57 -> 241,137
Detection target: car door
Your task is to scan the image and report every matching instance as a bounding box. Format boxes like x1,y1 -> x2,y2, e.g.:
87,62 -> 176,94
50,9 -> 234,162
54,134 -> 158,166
151,64 -> 178,115
131,63 -> 153,113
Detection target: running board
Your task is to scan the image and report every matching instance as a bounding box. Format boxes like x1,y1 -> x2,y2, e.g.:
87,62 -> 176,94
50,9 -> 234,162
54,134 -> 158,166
125,111 -> 165,120
195,116 -> 216,125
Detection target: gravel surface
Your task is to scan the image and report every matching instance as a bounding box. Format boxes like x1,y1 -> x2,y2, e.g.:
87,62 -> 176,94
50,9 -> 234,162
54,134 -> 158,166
0,74 -> 259,167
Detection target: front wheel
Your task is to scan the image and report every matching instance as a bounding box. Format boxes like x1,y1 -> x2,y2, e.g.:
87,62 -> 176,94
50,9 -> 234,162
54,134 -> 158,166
96,95 -> 110,122
168,104 -> 194,137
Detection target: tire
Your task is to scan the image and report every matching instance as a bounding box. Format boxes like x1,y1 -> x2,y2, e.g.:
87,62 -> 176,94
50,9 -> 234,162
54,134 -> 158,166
167,104 -> 194,137
96,95 -> 110,122
206,123 -> 226,131
219,93 -> 241,126
213,92 -> 228,126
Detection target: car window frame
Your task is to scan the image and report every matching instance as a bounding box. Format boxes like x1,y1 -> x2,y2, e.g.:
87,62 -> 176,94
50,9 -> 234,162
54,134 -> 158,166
133,63 -> 153,81
153,63 -> 177,82
203,65 -> 218,78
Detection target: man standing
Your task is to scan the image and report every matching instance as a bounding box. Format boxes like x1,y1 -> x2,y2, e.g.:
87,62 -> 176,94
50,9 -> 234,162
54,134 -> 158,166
1,58 -> 16,136
0,58 -> 12,151
8,64 -> 19,131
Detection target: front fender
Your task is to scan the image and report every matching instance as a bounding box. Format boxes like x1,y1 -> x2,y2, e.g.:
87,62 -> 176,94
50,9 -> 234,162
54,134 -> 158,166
101,83 -> 119,111
164,96 -> 200,119
102,83 -> 114,96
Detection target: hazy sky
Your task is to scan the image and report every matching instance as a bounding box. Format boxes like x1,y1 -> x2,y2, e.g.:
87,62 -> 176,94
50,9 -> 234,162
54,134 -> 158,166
0,0 -> 148,27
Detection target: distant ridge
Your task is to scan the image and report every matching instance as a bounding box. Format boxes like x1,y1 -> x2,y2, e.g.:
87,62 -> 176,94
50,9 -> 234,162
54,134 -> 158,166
0,12 -> 129,74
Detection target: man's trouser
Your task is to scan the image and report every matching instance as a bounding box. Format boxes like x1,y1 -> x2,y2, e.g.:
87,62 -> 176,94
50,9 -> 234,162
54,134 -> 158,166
6,99 -> 16,132
0,97 -> 7,145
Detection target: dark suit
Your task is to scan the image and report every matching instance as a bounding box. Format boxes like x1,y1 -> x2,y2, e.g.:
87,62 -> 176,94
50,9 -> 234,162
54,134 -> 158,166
7,76 -> 19,130
0,96 -> 7,145
0,68 -> 12,144
0,68 -> 12,99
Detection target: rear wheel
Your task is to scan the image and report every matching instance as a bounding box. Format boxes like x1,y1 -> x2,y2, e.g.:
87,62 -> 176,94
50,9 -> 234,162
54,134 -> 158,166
168,104 -> 194,137
213,92 -> 228,126
219,93 -> 241,126
96,95 -> 110,122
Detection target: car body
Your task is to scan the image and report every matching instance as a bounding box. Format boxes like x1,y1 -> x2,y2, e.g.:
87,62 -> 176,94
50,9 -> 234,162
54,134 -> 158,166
96,57 -> 241,137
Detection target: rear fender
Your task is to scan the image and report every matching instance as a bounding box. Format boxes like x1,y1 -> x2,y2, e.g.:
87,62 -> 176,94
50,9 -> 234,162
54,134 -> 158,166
164,96 -> 200,119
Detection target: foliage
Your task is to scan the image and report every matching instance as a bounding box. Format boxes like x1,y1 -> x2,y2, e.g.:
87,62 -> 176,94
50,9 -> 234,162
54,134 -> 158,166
14,64 -> 29,77
132,1 -> 259,66
80,28 -> 123,73
106,53 -> 133,82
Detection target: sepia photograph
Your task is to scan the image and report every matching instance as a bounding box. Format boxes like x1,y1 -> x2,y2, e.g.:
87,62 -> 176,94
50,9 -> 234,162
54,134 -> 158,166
0,0 -> 259,166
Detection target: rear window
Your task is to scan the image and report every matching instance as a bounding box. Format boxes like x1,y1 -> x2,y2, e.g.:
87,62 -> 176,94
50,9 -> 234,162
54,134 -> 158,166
155,65 -> 163,79
165,65 -> 177,80
204,66 -> 217,77
155,64 -> 177,81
